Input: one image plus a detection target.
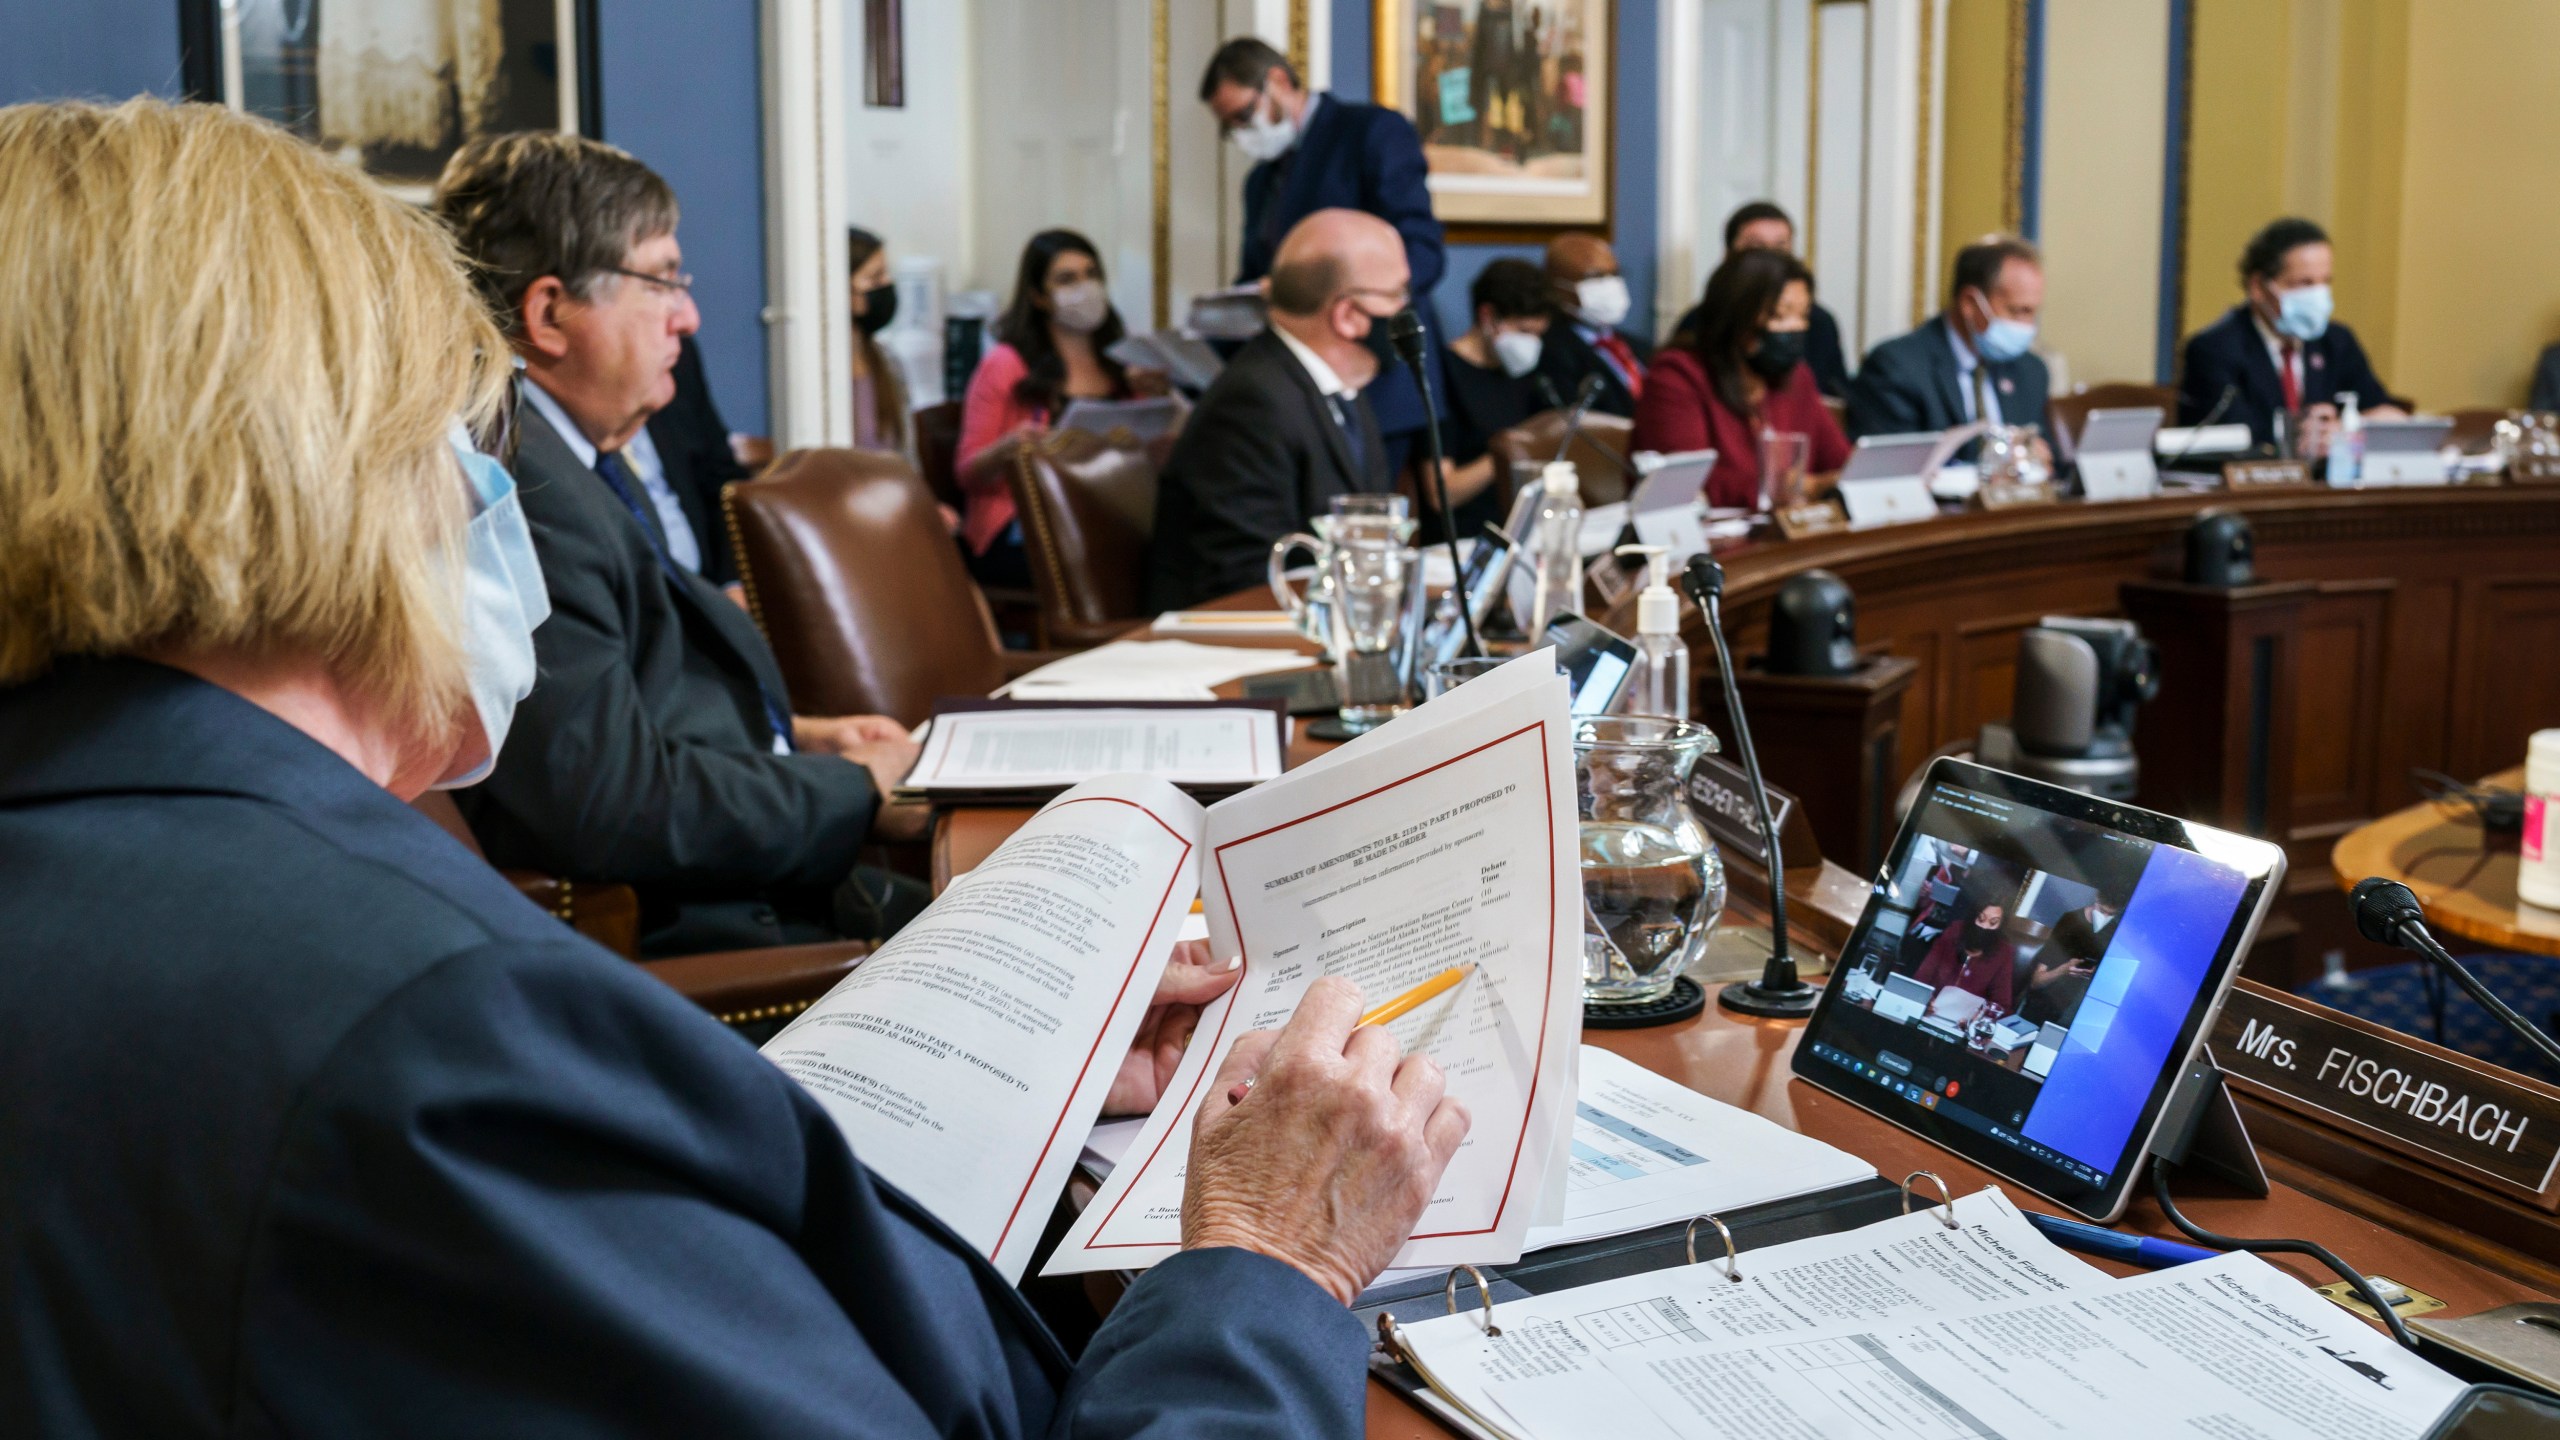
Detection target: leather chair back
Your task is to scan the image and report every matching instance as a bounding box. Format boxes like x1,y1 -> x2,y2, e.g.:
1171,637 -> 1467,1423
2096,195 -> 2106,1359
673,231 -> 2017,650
724,448 -> 1004,727
2444,407 -> 2506,455
912,400 -> 967,511
1488,409 -> 1639,507
990,428 -> 1160,647
2046,382 -> 2176,464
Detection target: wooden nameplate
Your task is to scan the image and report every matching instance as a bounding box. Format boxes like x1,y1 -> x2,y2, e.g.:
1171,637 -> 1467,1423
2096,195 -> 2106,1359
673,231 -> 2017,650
2223,458 -> 2313,489
1772,499 -> 1847,540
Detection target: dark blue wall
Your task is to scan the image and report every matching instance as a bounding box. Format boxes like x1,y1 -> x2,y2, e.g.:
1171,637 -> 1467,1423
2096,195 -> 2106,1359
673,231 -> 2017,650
597,1 -> 770,432
1330,0 -> 1661,346
0,0 -> 183,103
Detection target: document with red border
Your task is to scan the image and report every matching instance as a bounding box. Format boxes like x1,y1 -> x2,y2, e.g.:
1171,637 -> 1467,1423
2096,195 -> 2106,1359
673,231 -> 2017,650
1047,652 -> 1582,1276
763,774 -> 1202,1283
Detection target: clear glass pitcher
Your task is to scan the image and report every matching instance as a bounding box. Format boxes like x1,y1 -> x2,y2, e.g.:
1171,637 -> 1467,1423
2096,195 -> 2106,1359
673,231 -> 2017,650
1574,716 -> 1728,1004
1268,495 -> 1412,650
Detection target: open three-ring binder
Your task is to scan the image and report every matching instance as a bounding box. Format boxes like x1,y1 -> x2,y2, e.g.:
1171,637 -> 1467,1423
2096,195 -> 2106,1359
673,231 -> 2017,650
1359,1172 -> 1959,1440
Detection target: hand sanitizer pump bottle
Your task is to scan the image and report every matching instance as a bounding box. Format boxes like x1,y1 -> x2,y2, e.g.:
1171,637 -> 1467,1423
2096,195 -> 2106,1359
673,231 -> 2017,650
2332,391 -> 2365,486
1531,461 -> 1585,635
1613,544 -> 1689,721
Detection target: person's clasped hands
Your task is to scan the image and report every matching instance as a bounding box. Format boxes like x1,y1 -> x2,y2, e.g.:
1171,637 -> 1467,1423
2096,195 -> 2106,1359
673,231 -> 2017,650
790,714 -> 931,840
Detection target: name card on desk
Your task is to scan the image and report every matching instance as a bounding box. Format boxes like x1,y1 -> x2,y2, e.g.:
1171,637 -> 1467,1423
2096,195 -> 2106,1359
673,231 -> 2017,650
2223,458 -> 2313,489
1773,498 -> 1848,540
1836,477 -> 1936,529
2211,981 -> 2560,1206
1685,755 -> 1819,872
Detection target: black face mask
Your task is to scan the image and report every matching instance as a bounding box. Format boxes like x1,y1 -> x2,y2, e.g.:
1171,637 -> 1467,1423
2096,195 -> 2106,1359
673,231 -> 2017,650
1963,921 -> 2001,952
1747,328 -> 1807,383
856,282 -> 899,335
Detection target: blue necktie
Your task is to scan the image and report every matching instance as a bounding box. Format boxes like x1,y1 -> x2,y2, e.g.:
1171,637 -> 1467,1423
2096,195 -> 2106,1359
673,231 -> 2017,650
595,450 -> 796,752
1328,394 -> 1367,477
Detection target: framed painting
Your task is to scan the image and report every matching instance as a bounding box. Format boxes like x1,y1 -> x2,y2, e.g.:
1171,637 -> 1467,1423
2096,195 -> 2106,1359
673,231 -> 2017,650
181,0 -> 599,198
1373,0 -> 1613,237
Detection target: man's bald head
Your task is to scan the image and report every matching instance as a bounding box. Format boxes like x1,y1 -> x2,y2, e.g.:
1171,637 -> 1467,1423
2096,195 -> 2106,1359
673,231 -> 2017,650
1268,209 -> 1407,316
1265,209 -> 1408,390
1544,232 -> 1619,287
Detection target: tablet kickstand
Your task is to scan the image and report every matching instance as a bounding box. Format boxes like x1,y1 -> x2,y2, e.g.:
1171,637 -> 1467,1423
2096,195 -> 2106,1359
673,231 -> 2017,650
2149,1053 -> 2269,1197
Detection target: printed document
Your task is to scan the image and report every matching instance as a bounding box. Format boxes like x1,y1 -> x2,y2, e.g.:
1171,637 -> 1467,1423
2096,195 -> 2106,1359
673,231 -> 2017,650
1046,651 -> 1583,1275
908,707 -> 1282,795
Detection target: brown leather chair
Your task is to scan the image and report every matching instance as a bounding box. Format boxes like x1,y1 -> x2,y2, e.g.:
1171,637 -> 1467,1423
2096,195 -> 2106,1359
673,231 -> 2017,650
409,791 -> 867,1029
911,400 -> 967,512
2444,407 -> 2507,455
1487,409 -> 1640,507
723,447 -> 1018,728
983,428 -> 1159,648
2046,382 -> 2176,464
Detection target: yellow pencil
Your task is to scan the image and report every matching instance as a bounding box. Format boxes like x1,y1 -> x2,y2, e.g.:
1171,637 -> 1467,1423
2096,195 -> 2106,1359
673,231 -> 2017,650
1360,963 -> 1477,1027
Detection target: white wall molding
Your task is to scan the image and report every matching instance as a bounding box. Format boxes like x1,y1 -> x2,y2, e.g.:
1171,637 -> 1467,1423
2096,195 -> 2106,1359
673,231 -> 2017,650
762,0 -> 854,449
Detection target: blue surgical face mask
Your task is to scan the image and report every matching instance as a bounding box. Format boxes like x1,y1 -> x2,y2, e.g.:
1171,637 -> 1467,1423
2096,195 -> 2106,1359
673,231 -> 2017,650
2272,282 -> 2332,342
432,425 -> 551,790
1968,290 -> 2037,363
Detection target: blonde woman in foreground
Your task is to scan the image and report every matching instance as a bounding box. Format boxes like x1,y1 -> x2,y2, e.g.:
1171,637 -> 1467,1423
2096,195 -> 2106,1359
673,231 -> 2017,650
0,100 -> 1462,1438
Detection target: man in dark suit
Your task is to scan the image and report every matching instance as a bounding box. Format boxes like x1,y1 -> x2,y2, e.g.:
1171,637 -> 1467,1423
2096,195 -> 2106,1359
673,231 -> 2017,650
434,131 -> 926,956
2179,217 -> 2406,458
1149,209 -> 1404,612
643,334 -> 754,586
1536,232 -> 1651,418
1202,37 -> 1444,473
1847,235 -> 2052,460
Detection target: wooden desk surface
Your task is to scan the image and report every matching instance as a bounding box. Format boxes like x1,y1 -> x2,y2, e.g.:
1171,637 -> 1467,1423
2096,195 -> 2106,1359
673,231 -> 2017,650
952,593 -> 2556,1436
2333,768 -> 2560,958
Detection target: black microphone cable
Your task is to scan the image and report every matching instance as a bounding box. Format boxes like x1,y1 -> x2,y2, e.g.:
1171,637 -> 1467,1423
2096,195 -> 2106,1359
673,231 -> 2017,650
2146,1154 -> 2419,1351
2162,383 -> 2239,471
1552,373 -> 1604,466
1388,309 -> 1478,657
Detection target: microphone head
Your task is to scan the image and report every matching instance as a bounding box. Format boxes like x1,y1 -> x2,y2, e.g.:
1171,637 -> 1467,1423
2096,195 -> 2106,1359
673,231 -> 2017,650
1681,555 -> 1724,605
1573,373 -> 1603,406
2350,876 -> 2426,946
1387,308 -> 1429,364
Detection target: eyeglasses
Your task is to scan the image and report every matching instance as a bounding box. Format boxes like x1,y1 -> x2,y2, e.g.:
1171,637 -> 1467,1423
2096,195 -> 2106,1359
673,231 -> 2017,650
1216,84 -> 1268,132
600,265 -> 694,297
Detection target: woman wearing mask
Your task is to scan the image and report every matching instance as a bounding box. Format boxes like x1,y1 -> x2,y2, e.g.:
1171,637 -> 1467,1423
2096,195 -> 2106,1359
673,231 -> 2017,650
0,99 -> 1464,1436
1632,246 -> 1849,510
956,229 -> 1152,590
1432,258 -> 1553,535
846,226 -> 910,454
1911,903 -> 2020,1014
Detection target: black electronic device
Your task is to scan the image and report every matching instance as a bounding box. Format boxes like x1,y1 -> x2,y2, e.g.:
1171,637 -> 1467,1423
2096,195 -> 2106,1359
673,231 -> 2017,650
1795,757 -> 2285,1221
2183,509 -> 2257,587
1539,613 -> 1640,717
1241,668 -> 1339,716
1766,569 -> 1859,677
2353,877 -> 2560,1073
1388,308 -> 1478,657
1418,528 -> 1519,670
1978,617 -> 2160,799
2423,1385 -> 2560,1440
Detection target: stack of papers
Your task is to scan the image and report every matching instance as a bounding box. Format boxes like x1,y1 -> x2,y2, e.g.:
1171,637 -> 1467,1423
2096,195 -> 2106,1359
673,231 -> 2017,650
1001,639 -> 1315,701
903,705 -> 1285,803
1148,610 -> 1304,639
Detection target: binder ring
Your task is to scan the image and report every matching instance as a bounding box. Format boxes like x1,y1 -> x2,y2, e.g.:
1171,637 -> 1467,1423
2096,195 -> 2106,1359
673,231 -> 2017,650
1686,1214 -> 1742,1283
1902,1171 -> 1959,1229
1445,1265 -> 1501,1336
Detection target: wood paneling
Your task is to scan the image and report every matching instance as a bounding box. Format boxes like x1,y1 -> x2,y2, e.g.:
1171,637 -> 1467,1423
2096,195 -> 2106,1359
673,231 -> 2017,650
2453,578 -> 2560,779
2287,585 -> 2390,834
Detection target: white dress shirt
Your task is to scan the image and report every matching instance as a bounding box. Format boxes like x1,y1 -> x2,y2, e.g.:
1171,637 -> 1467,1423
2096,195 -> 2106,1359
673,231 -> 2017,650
521,380 -> 702,574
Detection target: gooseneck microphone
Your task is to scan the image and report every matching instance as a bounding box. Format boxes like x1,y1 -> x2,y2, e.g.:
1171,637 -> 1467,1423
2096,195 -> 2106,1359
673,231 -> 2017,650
1683,557 -> 1817,1017
1534,375 -> 1640,481
1389,309 -> 1478,657
2351,877 -> 2560,1072
2161,383 -> 2238,471
1551,373 -> 1604,466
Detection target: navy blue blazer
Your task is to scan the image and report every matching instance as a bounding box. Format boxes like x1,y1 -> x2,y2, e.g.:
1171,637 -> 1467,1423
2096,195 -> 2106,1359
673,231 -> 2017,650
1238,94 -> 1447,440
1845,315 -> 2053,454
0,659 -> 1369,1437
2178,303 -> 2401,450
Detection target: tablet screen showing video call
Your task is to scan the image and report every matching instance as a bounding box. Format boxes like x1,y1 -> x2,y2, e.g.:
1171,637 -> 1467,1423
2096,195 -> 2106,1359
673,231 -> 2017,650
1794,759 -> 2283,1219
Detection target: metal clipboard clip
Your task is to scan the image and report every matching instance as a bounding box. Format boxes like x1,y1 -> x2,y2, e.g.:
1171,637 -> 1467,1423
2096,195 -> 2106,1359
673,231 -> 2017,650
1902,1170 -> 1960,1229
1685,1213 -> 1742,1283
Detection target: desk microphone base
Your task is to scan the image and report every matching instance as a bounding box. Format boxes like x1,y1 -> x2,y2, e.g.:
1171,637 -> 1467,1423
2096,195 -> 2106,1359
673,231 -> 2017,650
1718,977 -> 1821,1019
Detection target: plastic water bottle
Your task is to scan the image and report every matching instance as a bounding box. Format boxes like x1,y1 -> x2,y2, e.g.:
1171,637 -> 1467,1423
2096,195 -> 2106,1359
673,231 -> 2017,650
1531,461 -> 1583,635
2331,391 -> 2364,486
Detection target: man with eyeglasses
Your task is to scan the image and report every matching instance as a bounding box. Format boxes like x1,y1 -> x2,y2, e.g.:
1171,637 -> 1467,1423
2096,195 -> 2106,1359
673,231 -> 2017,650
433,132 -> 932,959
1198,37 -> 1444,480
1148,209 -> 1410,612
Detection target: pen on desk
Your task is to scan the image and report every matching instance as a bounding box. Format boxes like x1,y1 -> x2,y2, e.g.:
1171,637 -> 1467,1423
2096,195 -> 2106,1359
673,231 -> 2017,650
2024,1212 -> 2218,1270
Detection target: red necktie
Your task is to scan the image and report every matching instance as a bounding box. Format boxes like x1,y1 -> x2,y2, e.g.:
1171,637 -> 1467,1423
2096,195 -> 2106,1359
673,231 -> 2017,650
1595,334 -> 1644,402
2279,341 -> 2302,414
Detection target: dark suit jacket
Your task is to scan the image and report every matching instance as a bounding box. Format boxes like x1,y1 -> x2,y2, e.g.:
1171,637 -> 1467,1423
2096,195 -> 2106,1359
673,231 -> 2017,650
2532,342 -> 2560,414
1666,300 -> 1850,398
0,658 -> 1368,1437
1846,315 -> 2052,453
1148,330 -> 1393,612
1238,95 -> 1446,440
1536,321 -> 1652,418
645,335 -> 754,585
457,392 -> 879,955
2178,304 -> 2402,450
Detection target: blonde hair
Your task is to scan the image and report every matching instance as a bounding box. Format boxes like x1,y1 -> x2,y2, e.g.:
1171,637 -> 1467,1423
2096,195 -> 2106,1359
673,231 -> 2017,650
0,99 -> 512,729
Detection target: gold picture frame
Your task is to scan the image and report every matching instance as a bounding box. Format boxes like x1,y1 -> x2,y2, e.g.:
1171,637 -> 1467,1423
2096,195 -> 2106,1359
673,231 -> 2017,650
1373,0 -> 1614,238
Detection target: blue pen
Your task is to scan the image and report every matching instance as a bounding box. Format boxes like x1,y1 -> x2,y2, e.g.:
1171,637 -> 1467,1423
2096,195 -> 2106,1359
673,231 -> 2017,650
2025,1212 -> 2219,1270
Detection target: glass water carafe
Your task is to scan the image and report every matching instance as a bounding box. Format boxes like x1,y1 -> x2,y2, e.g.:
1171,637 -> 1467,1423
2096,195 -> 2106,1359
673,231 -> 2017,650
1575,717 -> 1728,1004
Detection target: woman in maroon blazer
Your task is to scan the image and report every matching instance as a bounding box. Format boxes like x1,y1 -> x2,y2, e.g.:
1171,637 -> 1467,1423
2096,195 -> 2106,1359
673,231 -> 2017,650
1911,902 -> 2020,1014
1632,247 -> 1849,509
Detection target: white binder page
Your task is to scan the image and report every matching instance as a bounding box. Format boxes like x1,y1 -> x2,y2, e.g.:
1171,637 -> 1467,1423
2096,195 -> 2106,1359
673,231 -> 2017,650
1046,652 -> 1582,1276
763,774 -> 1203,1282
911,706 -> 1280,790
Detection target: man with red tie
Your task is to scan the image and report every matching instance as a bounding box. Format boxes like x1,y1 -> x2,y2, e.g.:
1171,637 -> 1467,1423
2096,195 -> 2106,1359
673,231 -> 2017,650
2178,217 -> 2406,460
1534,232 -> 1649,418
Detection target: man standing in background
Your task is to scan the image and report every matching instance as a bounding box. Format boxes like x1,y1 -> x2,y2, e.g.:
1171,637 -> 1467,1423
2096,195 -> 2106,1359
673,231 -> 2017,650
1200,37 -> 1445,476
